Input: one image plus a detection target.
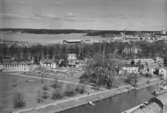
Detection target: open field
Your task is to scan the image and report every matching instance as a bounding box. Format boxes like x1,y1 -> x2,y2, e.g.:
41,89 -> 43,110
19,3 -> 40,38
0,72 -> 87,113
0,72 -> 55,113
0,71 -> 162,113
13,78 -> 161,113
0,32 -> 112,45
25,67 -> 84,83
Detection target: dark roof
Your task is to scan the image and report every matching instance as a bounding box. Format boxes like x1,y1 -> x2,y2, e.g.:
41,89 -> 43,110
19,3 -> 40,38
123,93 -> 167,113
156,93 -> 167,107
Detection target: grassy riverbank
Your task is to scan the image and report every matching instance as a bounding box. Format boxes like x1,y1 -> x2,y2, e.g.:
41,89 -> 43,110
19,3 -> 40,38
14,78 -> 161,113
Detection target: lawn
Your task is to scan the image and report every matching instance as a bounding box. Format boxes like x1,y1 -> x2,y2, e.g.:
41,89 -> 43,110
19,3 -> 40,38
24,67 -> 84,83
0,72 -> 54,113
0,72 -> 87,113
0,32 -> 112,45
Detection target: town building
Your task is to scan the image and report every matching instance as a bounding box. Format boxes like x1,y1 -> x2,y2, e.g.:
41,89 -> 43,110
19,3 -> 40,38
63,40 -> 84,45
119,66 -> 139,74
124,36 -> 140,42
159,68 -> 167,80
129,57 -> 165,76
155,57 -> 164,67
67,53 -> 78,67
131,58 -> 155,65
1,62 -> 32,72
40,59 -> 57,69
0,64 -> 3,71
122,47 -> 141,57
130,57 -> 164,75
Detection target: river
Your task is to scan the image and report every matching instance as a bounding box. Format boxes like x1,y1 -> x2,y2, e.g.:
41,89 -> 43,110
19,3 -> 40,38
58,86 -> 157,113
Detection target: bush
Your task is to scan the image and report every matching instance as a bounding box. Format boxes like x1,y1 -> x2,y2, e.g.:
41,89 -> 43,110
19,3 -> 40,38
92,86 -> 100,91
65,90 -> 76,97
51,80 -> 61,89
42,91 -> 49,99
37,90 -> 43,103
13,92 -> 26,108
64,84 -> 76,97
75,85 -> 86,94
51,89 -> 64,100
43,85 -> 49,91
80,54 -> 117,88
145,73 -> 152,78
37,97 -> 43,103
125,73 -> 138,87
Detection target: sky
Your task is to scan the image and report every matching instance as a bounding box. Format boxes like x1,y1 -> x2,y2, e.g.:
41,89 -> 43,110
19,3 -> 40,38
0,0 -> 167,30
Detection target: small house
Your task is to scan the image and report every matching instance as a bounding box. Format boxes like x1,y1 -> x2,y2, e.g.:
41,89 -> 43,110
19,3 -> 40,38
40,59 -> 57,69
2,62 -> 31,72
159,68 -> 167,80
67,53 -> 77,67
120,66 -> 139,74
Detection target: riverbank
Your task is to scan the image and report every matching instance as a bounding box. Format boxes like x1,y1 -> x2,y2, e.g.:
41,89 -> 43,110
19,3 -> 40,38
13,78 -> 161,113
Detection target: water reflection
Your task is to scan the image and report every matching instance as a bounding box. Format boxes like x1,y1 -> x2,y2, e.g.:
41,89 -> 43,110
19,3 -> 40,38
59,86 -> 157,113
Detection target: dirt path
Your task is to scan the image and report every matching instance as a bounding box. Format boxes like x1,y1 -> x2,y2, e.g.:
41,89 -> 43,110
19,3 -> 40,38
13,85 -> 133,113
10,72 -> 94,89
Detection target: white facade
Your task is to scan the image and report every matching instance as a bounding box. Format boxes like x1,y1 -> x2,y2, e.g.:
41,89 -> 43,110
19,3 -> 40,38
121,67 -> 139,74
133,58 -> 155,64
0,64 -> 3,71
67,54 -> 77,60
40,62 -> 57,69
2,63 -> 31,72
159,68 -> 167,80
67,53 -> 77,66
155,57 -> 164,66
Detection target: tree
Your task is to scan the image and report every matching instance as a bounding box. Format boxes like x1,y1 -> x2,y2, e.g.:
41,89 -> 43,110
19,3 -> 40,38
36,66 -> 48,84
80,53 -> 117,89
37,90 -> 43,103
125,73 -> 138,87
164,57 -> 167,67
13,92 -> 26,108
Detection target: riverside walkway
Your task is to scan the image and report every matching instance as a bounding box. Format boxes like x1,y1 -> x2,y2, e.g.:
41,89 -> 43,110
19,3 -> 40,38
12,73 -> 161,113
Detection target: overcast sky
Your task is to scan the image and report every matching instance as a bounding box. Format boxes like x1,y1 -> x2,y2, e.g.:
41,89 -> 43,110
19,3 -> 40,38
0,0 -> 167,30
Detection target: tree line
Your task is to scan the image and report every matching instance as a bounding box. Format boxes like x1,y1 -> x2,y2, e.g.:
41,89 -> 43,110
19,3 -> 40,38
0,41 -> 167,64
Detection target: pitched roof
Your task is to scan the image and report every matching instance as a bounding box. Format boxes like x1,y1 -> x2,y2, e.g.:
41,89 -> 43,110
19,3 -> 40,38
123,93 -> 167,113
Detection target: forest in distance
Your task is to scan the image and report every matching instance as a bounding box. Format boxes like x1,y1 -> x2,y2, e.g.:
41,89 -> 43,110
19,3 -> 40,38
0,41 -> 167,66
0,28 -> 162,36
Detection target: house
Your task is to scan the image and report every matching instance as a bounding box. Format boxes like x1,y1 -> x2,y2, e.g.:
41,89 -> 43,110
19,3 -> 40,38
0,64 -> 3,71
122,47 -> 141,55
63,40 -> 84,45
119,66 -> 139,74
129,58 -> 163,75
155,57 -> 164,66
67,53 -> 77,67
141,67 -> 155,75
132,58 -> 155,65
160,35 -> 167,40
2,62 -> 31,72
125,36 -> 140,42
0,57 -> 32,72
40,59 -> 57,69
130,57 -> 164,75
159,68 -> 167,80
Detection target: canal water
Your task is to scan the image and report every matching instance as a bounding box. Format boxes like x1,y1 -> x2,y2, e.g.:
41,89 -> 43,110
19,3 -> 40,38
59,86 -> 157,113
